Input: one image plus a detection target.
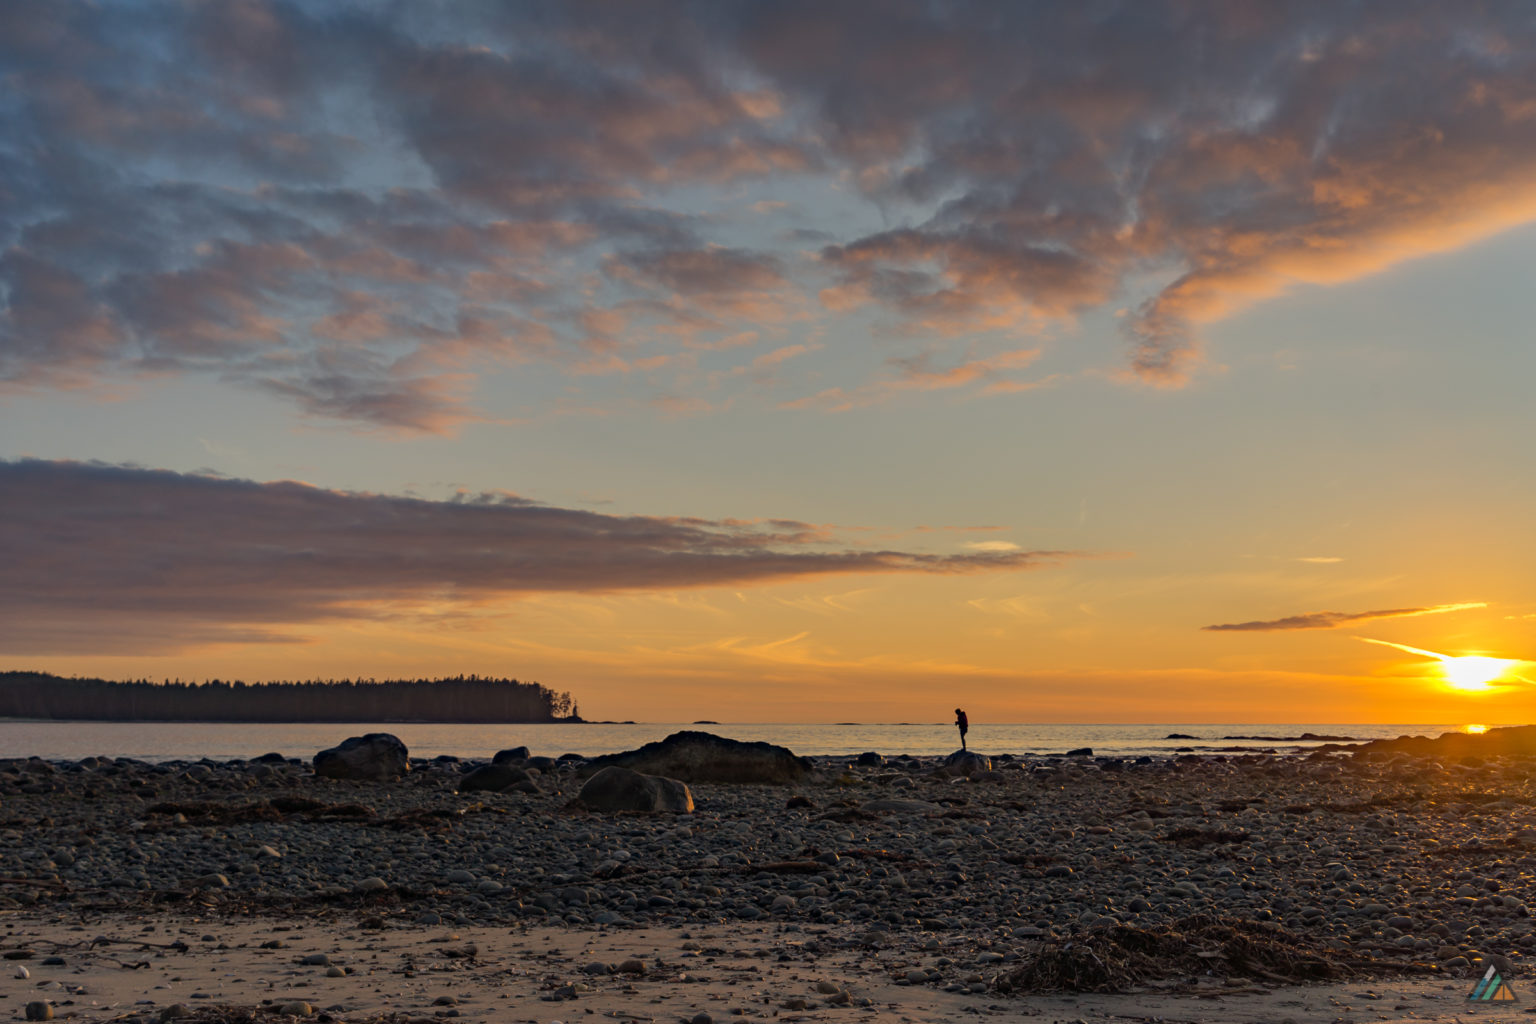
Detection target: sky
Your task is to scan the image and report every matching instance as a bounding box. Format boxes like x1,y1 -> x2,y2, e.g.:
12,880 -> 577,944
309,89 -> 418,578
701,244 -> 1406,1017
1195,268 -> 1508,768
2,0 -> 1534,723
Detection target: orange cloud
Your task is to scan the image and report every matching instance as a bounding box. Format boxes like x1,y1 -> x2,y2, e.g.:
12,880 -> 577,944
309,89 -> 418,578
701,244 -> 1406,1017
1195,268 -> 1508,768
1203,602 -> 1487,632
783,347 -> 1043,410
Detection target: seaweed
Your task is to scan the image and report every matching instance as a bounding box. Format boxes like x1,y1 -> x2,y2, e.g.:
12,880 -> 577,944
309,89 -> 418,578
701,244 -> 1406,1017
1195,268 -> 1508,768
991,914 -> 1435,994
1160,827 -> 1251,848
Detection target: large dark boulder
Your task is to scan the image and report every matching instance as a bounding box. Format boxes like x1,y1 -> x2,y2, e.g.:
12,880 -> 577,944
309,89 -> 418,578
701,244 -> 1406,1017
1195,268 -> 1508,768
492,746 -> 530,765
578,766 -> 693,813
580,730 -> 811,784
458,763 -> 539,794
313,734 -> 409,781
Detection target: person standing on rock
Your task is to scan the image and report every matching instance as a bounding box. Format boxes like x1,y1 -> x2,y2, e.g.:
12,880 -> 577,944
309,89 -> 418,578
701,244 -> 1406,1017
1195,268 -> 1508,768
955,708 -> 969,750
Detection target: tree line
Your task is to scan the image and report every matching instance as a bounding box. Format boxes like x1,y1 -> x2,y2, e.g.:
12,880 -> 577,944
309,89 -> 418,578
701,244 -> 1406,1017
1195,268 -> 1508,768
0,671 -> 582,723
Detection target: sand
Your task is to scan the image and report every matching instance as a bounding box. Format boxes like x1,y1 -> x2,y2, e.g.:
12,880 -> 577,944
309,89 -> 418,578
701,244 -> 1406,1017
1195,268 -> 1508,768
1,913 -> 1518,1024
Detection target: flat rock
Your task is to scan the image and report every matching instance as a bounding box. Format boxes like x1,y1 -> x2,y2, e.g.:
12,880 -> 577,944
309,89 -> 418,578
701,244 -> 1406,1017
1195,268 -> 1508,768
861,798 -> 942,814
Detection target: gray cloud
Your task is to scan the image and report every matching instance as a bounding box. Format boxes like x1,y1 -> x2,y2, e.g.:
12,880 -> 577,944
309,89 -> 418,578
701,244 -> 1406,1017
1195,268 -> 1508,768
1203,603 -> 1486,632
0,459 -> 1076,654
4,2 -> 1536,425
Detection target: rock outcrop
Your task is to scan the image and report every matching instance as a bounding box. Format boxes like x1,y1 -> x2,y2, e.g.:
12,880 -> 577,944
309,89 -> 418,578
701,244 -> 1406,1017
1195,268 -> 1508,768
577,766 -> 693,813
1348,724 -> 1536,760
312,734 -> 409,781
580,730 -> 811,784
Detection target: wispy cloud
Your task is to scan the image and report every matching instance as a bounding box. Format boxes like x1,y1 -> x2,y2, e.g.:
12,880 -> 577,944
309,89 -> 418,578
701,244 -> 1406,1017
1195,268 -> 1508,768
0,459 -> 1080,655
1202,602 -> 1486,632
782,348 -> 1044,410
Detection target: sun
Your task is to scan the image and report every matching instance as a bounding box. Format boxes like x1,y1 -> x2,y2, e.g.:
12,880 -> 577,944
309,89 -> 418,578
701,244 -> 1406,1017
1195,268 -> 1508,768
1357,636 -> 1524,693
1440,655 -> 1517,691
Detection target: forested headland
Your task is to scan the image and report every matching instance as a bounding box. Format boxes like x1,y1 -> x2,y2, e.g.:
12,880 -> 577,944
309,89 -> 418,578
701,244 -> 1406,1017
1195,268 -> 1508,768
0,671 -> 582,723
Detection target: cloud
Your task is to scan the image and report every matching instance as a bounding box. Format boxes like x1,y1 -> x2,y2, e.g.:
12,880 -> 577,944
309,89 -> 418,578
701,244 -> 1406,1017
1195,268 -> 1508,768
1202,602 -> 1487,632
0,459 -> 1078,654
5,2 -> 1536,424
782,348 -> 1044,410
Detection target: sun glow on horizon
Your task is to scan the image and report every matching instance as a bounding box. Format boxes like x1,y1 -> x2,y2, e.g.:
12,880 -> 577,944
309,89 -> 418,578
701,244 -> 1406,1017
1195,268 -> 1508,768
1357,637 -> 1522,692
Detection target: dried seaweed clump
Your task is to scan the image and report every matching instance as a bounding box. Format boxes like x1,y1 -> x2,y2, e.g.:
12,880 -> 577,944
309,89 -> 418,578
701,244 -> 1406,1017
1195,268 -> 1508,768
142,799 -> 377,825
992,915 -> 1432,994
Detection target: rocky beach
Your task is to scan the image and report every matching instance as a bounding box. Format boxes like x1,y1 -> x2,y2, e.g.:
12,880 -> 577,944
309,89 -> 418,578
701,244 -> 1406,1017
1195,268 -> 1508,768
3,729 -> 1534,1023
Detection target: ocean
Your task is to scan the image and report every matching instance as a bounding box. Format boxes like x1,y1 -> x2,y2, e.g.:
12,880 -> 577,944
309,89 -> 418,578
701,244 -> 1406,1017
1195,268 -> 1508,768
0,720 -> 1490,763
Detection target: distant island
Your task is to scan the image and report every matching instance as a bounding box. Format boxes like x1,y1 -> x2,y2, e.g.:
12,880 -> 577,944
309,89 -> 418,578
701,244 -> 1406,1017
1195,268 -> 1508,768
0,671 -> 584,723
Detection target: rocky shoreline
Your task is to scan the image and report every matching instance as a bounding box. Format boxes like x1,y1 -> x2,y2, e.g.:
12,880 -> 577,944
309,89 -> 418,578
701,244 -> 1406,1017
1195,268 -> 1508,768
2,731 -> 1533,1010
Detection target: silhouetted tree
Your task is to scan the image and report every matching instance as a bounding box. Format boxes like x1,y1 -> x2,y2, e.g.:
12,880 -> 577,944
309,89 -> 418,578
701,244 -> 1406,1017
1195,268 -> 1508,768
0,671 -> 577,723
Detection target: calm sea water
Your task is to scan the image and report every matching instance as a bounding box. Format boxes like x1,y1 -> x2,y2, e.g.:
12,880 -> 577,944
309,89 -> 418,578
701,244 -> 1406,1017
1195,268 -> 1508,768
0,720 -> 1491,762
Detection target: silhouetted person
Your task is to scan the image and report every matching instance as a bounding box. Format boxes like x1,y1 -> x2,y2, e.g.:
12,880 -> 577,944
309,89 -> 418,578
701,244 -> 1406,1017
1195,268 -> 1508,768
955,708 -> 969,750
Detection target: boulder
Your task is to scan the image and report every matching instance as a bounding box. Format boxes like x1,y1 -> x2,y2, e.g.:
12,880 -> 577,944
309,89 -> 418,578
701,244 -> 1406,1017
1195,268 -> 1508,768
578,766 -> 693,813
312,734 -> 409,781
580,730 -> 811,784
855,751 -> 885,767
1066,746 -> 1094,757
943,749 -> 992,778
458,763 -> 539,794
492,746 -> 530,765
